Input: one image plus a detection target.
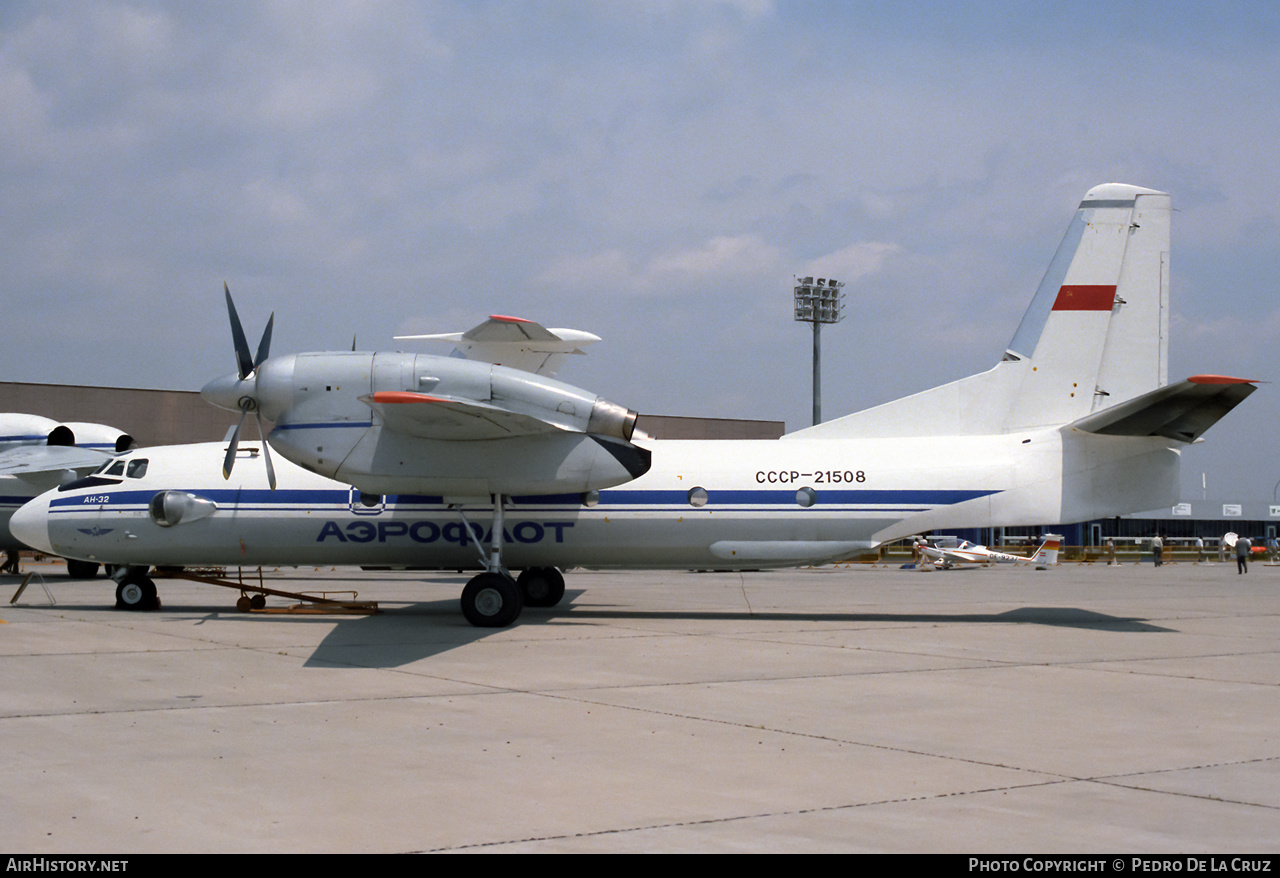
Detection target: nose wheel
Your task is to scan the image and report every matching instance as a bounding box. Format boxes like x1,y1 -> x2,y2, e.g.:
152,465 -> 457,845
115,573 -> 159,611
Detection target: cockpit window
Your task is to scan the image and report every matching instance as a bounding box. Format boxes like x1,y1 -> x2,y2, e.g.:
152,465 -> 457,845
104,460 -> 126,477
126,459 -> 148,478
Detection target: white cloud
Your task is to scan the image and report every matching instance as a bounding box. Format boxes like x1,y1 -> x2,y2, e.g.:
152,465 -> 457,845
644,234 -> 781,283
537,249 -> 633,292
798,241 -> 901,285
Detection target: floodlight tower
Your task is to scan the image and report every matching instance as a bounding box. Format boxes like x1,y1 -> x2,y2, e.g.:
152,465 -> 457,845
793,276 -> 845,425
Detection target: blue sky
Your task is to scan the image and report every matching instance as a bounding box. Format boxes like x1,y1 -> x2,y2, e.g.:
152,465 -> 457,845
2,1 -> 1277,501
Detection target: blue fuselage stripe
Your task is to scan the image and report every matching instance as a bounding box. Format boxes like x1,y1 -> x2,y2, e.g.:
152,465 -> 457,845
45,486 -> 998,514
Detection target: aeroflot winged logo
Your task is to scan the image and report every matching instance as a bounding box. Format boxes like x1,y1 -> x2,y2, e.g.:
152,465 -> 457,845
316,519 -> 574,545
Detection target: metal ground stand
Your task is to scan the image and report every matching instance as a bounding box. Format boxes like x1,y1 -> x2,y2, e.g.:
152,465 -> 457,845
158,567 -> 379,615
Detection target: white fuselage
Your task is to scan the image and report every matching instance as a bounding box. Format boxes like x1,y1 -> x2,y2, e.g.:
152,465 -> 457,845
12,427 -> 1180,572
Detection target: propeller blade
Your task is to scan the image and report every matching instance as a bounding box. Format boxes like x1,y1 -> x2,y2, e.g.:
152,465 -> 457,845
222,409 -> 246,480
219,285 -> 274,487
255,312 -> 274,371
255,412 -> 277,490
224,283 -> 255,380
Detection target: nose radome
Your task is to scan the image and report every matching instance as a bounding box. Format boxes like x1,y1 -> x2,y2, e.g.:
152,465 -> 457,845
9,498 -> 52,554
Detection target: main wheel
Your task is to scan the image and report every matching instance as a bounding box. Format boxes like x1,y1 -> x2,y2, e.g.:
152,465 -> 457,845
517,567 -> 566,607
460,572 -> 524,628
115,576 -> 158,611
66,559 -> 101,579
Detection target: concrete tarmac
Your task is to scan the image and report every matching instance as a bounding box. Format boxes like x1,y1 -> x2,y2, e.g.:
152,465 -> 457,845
1,558 -> 1277,853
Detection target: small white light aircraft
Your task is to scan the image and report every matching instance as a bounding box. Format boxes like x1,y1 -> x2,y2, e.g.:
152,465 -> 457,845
915,535 -> 1062,568
11,184 -> 1257,625
0,414 -> 132,574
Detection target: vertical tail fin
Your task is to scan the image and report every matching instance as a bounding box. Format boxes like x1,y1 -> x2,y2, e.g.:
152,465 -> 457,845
1031,534 -> 1062,566
1004,184 -> 1170,430
786,183 -> 1171,439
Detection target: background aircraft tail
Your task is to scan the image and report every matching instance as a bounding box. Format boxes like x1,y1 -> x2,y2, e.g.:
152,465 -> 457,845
789,183 -> 1173,439
1031,535 -> 1062,566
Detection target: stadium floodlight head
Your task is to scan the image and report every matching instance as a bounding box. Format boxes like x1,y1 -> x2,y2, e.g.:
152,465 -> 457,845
794,276 -> 845,325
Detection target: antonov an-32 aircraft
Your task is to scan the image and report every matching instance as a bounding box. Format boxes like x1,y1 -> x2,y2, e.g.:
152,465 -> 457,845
11,184 -> 1256,626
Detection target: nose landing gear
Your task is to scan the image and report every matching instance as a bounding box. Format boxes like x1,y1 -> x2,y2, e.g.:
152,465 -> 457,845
114,569 -> 160,611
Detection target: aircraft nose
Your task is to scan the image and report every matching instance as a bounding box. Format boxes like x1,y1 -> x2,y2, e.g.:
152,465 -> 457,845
10,497 -> 53,554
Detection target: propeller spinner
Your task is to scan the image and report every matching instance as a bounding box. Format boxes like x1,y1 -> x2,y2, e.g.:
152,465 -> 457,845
203,284 -> 277,489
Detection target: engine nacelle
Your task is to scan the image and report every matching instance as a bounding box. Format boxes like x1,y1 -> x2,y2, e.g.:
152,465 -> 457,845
62,423 -> 135,453
148,491 -> 218,528
0,414 -> 64,451
0,414 -> 132,453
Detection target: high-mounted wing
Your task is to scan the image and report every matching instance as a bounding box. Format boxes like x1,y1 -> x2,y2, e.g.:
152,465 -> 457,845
0,414 -> 131,489
0,444 -> 113,488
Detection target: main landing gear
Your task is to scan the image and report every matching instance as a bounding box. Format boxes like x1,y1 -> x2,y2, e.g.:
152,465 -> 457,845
455,496 -> 566,627
461,572 -> 522,627
517,566 -> 566,607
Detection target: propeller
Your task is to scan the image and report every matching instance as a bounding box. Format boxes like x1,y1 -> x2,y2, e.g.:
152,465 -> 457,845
220,283 -> 277,489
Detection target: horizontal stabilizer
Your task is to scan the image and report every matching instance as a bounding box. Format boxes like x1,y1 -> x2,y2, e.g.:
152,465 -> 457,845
461,315 -> 588,345
395,315 -> 600,376
1068,376 -> 1257,443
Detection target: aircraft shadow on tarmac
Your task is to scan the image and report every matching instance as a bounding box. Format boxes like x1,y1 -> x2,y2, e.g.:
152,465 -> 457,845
298,595 -> 1176,668
2,577 -> 1175,668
